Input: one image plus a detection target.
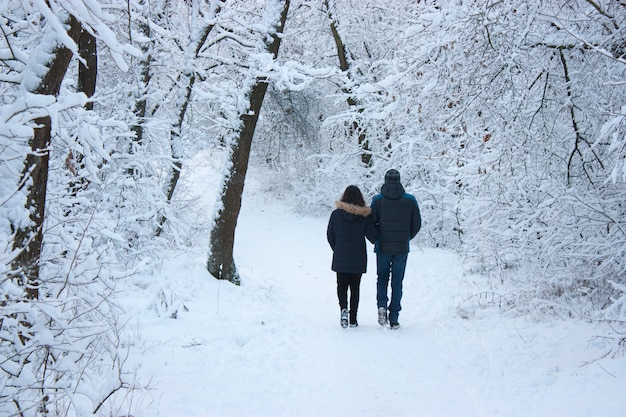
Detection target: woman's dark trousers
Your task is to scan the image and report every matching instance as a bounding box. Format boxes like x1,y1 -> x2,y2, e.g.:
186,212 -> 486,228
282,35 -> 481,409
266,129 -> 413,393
337,273 -> 362,324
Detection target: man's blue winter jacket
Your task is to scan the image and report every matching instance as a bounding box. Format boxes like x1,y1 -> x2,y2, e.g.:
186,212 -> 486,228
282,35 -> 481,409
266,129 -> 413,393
371,182 -> 421,254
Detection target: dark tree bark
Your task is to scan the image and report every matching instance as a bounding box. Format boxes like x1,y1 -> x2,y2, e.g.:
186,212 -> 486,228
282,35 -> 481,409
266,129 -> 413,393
207,0 -> 290,285
11,15 -> 82,299
156,11 -> 221,236
78,28 -> 97,110
559,48 -> 604,186
66,27 -> 97,188
325,0 -> 371,167
129,16 -> 152,177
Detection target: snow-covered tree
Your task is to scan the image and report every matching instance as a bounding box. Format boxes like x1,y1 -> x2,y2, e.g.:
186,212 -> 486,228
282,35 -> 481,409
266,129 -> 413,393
1,1 -> 139,414
427,0 -> 626,319
2,1 -> 625,413
208,0 -> 291,284
253,0 -> 626,320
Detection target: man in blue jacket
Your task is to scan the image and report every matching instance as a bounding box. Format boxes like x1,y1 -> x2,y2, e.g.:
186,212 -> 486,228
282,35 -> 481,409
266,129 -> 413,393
371,169 -> 421,329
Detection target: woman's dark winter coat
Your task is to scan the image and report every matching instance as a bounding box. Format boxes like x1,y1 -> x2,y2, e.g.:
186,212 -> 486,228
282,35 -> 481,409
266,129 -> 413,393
327,201 -> 378,273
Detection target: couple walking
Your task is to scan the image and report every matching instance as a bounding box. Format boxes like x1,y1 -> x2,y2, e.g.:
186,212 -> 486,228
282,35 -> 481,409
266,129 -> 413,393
326,169 -> 421,329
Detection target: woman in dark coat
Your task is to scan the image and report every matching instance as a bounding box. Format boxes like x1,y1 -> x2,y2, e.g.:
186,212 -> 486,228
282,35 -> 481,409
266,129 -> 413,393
327,185 -> 377,328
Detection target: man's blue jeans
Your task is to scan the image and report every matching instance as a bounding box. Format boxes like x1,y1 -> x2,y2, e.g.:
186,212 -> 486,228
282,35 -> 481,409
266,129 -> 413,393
376,253 -> 408,323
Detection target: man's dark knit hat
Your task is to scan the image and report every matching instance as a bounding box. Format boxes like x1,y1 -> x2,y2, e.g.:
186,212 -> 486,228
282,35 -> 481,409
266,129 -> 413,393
384,169 -> 401,184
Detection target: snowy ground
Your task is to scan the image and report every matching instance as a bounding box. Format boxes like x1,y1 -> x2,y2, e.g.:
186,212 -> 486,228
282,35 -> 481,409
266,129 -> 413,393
117,160 -> 626,417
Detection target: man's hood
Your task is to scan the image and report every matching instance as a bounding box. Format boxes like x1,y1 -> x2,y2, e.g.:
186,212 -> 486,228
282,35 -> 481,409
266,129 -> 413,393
381,182 -> 405,200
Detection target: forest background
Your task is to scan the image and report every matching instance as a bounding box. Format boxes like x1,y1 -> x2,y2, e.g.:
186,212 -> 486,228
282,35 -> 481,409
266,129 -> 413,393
1,0 -> 625,415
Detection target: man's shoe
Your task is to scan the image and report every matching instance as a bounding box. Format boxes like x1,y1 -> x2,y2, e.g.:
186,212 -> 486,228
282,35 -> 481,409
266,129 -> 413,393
341,309 -> 349,328
390,322 -> 400,330
349,321 -> 358,327
378,307 -> 388,326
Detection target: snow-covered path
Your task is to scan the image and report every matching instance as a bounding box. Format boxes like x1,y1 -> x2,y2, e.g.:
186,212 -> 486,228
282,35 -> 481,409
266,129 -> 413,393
121,164 -> 626,417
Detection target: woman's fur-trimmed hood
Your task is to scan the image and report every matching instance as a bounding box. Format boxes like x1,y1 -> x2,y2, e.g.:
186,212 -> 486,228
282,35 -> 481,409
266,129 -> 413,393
335,201 -> 371,217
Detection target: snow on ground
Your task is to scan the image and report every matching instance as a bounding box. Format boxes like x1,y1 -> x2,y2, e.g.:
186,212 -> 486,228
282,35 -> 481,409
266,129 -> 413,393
118,160 -> 626,417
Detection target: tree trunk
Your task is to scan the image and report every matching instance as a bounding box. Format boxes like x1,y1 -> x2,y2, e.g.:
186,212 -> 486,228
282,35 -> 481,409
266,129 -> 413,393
156,7 -> 221,236
11,15 -> 82,300
129,14 -> 152,177
156,72 -> 195,236
208,0 -> 290,285
78,28 -> 97,110
325,1 -> 371,167
66,27 -> 97,190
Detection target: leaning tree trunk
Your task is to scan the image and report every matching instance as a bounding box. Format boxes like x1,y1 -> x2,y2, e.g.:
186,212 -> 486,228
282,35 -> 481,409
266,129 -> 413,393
156,7 -> 221,236
11,15 -> 82,300
208,0 -> 290,285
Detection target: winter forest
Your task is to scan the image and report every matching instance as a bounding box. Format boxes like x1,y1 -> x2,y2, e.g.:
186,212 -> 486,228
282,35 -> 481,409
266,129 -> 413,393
1,0 -> 626,415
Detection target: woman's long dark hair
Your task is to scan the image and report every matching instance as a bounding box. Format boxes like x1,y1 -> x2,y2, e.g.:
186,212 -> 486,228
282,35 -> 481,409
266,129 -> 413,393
341,185 -> 366,207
